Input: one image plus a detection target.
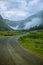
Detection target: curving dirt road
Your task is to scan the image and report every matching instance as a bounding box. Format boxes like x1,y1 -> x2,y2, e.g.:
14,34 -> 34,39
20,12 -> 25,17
0,36 -> 43,65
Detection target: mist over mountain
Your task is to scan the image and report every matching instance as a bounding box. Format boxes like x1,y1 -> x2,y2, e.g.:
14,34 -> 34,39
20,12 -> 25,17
0,10 -> 43,30
6,10 -> 43,30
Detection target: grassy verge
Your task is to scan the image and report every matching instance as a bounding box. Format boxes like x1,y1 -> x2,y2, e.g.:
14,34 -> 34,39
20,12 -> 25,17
0,31 -> 25,36
18,30 -> 43,57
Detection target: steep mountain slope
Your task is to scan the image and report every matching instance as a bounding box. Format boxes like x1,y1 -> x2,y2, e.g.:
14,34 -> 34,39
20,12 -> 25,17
0,15 -> 12,31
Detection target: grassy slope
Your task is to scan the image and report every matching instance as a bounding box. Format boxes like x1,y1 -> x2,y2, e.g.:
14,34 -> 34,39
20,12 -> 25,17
18,30 -> 43,57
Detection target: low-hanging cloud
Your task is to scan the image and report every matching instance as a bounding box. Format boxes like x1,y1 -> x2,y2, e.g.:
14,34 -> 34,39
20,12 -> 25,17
8,17 -> 42,30
24,18 -> 41,29
8,25 -> 19,30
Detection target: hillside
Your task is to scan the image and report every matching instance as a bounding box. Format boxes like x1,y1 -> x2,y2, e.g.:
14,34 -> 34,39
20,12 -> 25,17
0,15 -> 12,31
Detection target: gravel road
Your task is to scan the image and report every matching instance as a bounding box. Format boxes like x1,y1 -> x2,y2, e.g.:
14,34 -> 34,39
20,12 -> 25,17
0,36 -> 43,65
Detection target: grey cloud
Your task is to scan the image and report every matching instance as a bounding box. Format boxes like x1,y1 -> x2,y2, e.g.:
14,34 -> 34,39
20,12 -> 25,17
0,0 -> 43,20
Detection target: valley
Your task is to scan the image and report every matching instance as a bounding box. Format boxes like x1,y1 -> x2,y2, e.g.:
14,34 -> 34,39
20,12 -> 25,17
0,0 -> 43,65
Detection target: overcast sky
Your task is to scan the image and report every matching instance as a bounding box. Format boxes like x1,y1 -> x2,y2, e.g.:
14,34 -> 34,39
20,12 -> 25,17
0,0 -> 43,21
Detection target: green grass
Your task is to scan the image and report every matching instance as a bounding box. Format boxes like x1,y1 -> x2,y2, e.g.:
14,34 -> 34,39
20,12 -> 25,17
0,31 -> 25,36
18,30 -> 43,57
